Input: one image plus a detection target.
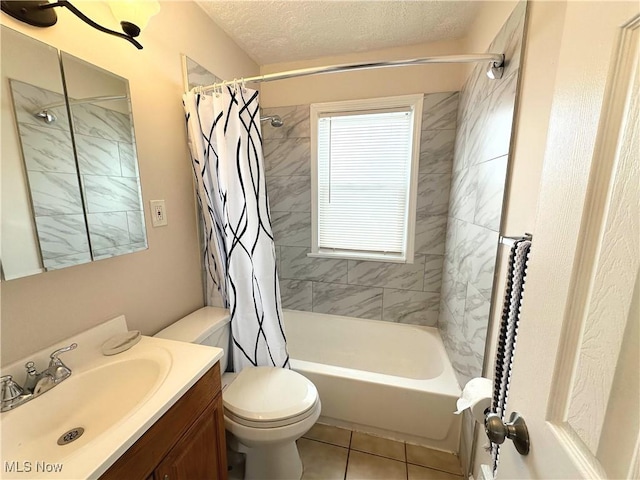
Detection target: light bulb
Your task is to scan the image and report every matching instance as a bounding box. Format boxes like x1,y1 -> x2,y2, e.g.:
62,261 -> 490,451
109,0 -> 160,31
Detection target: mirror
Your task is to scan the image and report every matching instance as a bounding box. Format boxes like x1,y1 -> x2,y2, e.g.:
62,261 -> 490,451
60,52 -> 146,261
2,26 -> 74,278
1,26 -> 147,280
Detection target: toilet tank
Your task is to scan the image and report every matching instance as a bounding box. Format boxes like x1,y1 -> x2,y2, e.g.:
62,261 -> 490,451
155,307 -> 231,372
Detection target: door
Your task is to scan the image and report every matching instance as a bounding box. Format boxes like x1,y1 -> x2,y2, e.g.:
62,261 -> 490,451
497,2 -> 639,479
155,393 -> 228,480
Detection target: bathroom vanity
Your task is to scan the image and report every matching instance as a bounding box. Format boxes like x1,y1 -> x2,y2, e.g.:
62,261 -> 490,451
100,365 -> 227,480
0,317 -> 226,479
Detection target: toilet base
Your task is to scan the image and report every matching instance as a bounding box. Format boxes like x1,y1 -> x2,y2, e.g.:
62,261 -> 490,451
236,440 -> 303,480
223,395 -> 320,479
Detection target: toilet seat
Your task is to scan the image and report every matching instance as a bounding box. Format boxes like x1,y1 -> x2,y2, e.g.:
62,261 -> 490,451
225,397 -> 320,428
223,366 -> 319,428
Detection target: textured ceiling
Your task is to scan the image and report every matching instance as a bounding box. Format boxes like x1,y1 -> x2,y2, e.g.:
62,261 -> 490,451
195,1 -> 482,65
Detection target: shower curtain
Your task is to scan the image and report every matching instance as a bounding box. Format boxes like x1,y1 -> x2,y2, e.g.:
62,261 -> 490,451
183,86 -> 289,371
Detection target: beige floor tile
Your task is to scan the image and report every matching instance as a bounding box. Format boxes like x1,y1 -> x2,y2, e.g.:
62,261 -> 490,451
407,464 -> 464,480
303,422 -> 352,447
406,444 -> 462,475
350,431 -> 406,461
298,438 -> 349,480
346,450 -> 407,480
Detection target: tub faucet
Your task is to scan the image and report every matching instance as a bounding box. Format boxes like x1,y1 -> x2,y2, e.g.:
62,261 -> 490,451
0,343 -> 77,412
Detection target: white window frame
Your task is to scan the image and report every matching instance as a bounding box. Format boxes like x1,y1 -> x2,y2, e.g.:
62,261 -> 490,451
309,94 -> 423,264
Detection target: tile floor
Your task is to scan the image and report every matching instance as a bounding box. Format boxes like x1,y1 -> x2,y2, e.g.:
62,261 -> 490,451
298,423 -> 464,480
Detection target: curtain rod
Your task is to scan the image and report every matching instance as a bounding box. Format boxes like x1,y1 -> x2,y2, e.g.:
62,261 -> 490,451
193,53 -> 505,93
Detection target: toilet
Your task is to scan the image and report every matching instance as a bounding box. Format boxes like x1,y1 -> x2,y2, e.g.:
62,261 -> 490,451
155,307 -> 320,480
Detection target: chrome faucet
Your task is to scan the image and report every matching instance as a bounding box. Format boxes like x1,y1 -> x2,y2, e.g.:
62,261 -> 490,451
22,361 -> 54,394
0,343 -> 77,412
46,343 -> 77,383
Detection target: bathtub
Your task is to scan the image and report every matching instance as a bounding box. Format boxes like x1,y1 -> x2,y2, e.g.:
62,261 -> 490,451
283,309 -> 462,452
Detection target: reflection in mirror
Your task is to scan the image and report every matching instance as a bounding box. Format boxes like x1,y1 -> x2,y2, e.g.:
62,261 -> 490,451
1,26 -> 88,279
60,52 -> 147,261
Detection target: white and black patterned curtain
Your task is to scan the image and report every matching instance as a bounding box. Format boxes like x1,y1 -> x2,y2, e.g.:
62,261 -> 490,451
183,87 -> 289,371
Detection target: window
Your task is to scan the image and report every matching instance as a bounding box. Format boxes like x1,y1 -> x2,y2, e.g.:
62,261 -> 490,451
310,95 -> 423,263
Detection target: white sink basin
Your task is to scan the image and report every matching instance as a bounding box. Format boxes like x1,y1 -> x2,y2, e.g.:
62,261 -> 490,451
2,349 -> 171,464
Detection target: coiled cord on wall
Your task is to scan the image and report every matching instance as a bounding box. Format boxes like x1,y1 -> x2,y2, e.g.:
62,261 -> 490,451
491,237 -> 532,474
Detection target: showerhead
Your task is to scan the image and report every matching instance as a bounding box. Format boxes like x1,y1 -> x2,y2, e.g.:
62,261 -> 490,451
34,110 -> 57,124
261,115 -> 283,128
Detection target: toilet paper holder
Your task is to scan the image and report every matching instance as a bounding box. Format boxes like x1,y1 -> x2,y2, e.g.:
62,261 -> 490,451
484,411 -> 530,455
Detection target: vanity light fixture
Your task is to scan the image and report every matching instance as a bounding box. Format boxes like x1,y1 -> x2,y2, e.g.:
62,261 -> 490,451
0,0 -> 145,49
109,0 -> 159,32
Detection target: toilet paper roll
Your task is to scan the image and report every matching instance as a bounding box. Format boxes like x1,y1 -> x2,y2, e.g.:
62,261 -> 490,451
454,377 -> 492,423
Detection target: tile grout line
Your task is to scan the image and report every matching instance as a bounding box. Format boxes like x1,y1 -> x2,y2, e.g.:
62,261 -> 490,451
303,425 -> 463,479
301,436 -> 349,450
405,441 -> 409,480
300,441 -> 464,478
348,447 -> 409,464
343,430 -> 353,480
405,461 -> 464,477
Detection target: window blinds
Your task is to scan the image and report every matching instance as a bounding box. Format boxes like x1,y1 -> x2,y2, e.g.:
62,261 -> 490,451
317,110 -> 414,257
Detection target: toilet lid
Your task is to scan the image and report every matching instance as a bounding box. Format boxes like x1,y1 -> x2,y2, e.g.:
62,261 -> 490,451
225,397 -> 320,429
223,366 -> 318,423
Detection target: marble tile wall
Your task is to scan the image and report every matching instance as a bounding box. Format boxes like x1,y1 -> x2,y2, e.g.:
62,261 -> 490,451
9,80 -> 146,269
185,56 -> 221,91
10,80 -> 90,270
438,2 -> 526,388
263,91 -> 459,326
71,99 -> 145,261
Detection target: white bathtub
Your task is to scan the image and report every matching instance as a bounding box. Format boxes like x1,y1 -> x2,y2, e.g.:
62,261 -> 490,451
283,309 -> 462,452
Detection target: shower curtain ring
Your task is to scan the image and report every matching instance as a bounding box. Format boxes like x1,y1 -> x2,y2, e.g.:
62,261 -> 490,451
241,78 -> 247,91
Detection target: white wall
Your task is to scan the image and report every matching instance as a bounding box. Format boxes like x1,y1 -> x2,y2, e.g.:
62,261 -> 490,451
0,1 -> 258,365
473,1 -> 569,476
259,38 -> 466,107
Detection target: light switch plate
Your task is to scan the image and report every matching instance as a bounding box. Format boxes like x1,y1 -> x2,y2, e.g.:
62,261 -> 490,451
149,200 -> 167,227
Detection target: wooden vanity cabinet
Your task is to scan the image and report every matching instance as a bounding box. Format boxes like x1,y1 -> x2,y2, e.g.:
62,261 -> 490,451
100,364 -> 227,480
155,395 -> 224,479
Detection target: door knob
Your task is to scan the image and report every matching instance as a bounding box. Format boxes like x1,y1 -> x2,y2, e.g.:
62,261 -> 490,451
484,411 -> 530,455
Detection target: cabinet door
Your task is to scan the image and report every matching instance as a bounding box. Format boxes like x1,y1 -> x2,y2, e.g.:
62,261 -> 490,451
155,393 -> 227,480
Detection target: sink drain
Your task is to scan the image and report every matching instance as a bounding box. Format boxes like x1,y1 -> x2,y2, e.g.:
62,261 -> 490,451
57,427 -> 84,445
